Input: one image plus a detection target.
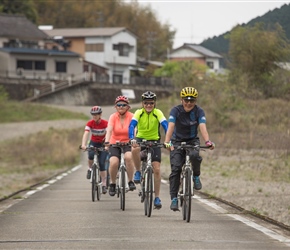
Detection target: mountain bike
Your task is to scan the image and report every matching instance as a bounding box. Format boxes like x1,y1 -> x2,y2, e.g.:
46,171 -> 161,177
138,140 -> 165,217
176,142 -> 210,222
80,145 -> 105,202
110,142 -> 130,211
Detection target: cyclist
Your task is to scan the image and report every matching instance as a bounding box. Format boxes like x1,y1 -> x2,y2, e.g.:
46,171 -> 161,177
81,106 -> 109,194
129,91 -> 168,209
164,87 -> 215,211
104,96 -> 136,196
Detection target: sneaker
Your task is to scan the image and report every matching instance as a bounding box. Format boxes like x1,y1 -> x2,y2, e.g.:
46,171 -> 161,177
134,171 -> 141,184
109,183 -> 116,196
193,176 -> 202,190
128,181 -> 136,191
86,168 -> 92,179
102,186 -> 107,194
170,197 -> 179,211
154,197 -> 162,209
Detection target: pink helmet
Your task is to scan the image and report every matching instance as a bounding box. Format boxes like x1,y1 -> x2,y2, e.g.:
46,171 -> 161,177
115,95 -> 129,104
90,106 -> 102,115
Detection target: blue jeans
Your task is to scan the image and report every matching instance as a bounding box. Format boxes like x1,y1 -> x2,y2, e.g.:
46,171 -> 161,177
88,141 -> 108,171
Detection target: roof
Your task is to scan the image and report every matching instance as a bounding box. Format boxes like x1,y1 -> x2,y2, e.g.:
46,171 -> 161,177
173,43 -> 222,58
44,27 -> 137,38
0,13 -> 48,40
0,47 -> 80,57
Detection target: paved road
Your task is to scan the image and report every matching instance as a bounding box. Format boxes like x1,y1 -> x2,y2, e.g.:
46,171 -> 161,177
1,104 -> 290,249
0,158 -> 290,249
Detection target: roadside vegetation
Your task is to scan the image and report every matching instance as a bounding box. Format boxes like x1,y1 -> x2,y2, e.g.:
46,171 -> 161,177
0,100 -> 88,123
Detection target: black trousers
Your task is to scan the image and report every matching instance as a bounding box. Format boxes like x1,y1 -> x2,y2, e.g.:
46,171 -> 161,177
169,138 -> 202,199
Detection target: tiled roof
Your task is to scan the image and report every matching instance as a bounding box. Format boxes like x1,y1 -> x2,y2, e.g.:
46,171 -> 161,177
0,47 -> 80,57
175,43 -> 222,58
44,27 -> 135,38
0,13 -> 48,40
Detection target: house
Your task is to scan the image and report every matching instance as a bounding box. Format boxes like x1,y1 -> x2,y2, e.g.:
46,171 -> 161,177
169,43 -> 222,73
44,27 -> 137,84
0,13 -> 83,81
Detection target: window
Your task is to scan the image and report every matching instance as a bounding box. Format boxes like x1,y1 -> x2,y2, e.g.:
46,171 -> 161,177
207,61 -> 214,69
56,62 -> 67,72
85,43 -> 104,52
113,43 -> 131,57
35,61 -> 45,70
17,60 -> 33,70
113,71 -> 123,84
16,60 -> 45,70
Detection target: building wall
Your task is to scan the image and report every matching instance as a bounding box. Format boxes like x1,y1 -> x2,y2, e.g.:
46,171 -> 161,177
2,53 -> 83,79
69,38 -> 85,58
170,48 -> 203,58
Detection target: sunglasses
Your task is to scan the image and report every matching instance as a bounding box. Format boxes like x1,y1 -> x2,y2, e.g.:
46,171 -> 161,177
116,104 -> 128,107
143,102 -> 155,106
183,99 -> 195,103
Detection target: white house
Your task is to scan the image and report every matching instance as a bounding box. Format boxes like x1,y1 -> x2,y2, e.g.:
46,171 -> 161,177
44,27 -> 137,84
169,43 -> 222,73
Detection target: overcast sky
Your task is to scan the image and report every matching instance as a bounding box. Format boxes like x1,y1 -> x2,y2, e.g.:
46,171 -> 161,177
133,1 -> 290,48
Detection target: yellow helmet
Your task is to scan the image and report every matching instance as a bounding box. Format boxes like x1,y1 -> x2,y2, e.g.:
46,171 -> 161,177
180,87 -> 198,99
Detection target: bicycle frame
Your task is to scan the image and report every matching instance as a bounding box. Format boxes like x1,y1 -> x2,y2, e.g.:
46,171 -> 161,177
177,142 -> 210,222
111,142 -> 129,211
80,145 -> 103,202
138,140 -> 164,217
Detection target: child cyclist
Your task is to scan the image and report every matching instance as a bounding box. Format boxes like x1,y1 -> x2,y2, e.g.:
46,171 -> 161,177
81,106 -> 108,194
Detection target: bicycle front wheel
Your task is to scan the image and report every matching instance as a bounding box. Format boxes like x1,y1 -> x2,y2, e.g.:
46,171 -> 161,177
96,167 -> 102,201
91,164 -> 97,202
182,168 -> 192,222
120,168 -> 126,211
144,167 -> 153,217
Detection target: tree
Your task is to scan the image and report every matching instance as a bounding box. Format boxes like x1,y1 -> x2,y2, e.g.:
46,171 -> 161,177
0,0 -> 37,23
228,22 -> 290,97
32,0 -> 176,61
155,60 -> 207,90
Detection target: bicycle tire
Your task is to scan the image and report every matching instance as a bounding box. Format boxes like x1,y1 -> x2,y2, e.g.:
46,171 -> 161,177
96,167 -> 101,201
140,161 -> 146,203
183,168 -> 192,222
91,164 -> 97,202
144,167 -> 153,217
120,167 -> 126,211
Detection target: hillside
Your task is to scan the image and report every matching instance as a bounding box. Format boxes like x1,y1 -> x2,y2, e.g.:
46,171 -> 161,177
200,3 -> 290,68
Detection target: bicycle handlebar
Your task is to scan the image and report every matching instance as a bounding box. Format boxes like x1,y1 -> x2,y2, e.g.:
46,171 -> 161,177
79,145 -> 105,152
175,143 -> 211,150
109,142 -> 131,148
137,140 -> 165,148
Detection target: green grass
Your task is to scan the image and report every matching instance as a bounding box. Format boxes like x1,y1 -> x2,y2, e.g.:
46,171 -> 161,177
0,101 -> 88,123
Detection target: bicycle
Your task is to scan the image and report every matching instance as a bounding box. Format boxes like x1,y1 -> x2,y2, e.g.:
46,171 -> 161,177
110,142 -> 130,211
80,145 -> 105,202
176,142 -> 210,222
138,140 -> 165,217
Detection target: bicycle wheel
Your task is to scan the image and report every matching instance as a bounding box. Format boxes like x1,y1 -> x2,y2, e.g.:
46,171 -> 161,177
105,154 -> 110,190
182,168 -> 192,222
96,167 -> 102,201
144,167 -> 153,217
140,161 -> 146,203
120,167 -> 126,211
91,164 -> 96,202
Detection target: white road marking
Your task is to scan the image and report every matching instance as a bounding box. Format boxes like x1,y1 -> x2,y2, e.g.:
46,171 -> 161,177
194,195 -> 290,247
